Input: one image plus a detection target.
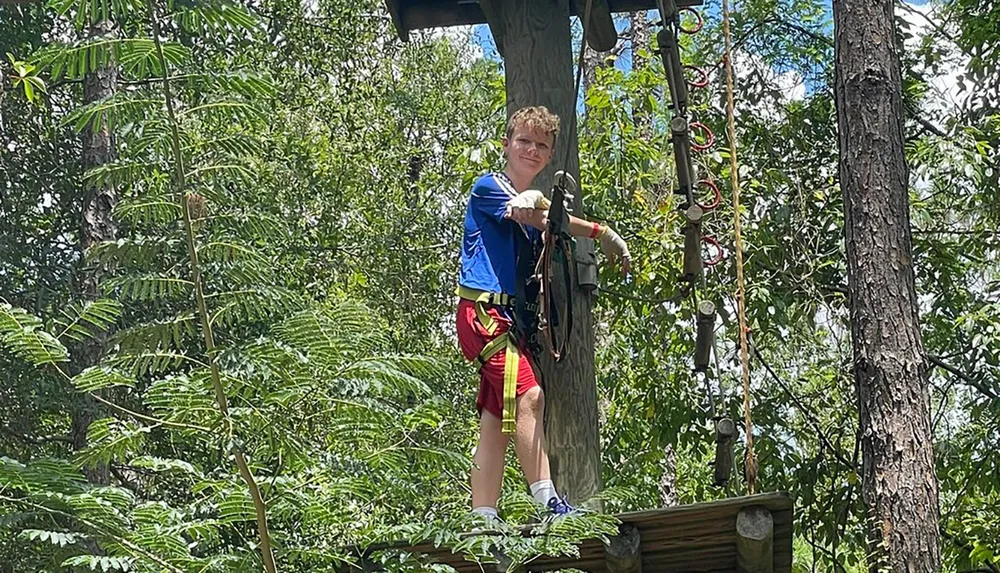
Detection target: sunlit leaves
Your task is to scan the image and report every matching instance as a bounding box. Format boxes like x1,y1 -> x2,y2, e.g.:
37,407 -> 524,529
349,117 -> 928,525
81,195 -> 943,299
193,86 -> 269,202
0,303 -> 69,365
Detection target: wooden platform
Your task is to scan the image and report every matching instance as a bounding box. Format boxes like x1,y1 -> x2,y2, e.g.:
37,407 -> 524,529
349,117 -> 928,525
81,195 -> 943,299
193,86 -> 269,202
353,493 -> 794,572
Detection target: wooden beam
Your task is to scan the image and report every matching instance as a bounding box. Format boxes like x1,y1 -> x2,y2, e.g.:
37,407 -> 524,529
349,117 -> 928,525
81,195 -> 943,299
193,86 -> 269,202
478,0 -> 506,58
383,0 -> 409,42
574,0 -> 618,52
603,524 -> 642,573
392,0 -> 705,36
736,506 -> 774,573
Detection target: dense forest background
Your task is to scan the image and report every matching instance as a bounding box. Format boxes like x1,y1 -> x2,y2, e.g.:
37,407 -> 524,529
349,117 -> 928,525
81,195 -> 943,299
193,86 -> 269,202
0,0 -> 997,571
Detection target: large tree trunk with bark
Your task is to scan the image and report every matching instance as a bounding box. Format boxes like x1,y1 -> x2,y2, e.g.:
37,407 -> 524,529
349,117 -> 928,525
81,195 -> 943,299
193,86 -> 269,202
71,19 -> 118,485
832,1 -> 941,570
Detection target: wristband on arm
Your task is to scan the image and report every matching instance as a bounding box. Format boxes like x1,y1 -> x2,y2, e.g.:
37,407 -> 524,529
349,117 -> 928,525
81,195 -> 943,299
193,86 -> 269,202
589,222 -> 604,239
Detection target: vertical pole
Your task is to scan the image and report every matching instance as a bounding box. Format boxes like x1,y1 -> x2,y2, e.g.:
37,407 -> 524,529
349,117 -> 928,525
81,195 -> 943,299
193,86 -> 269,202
497,0 -> 603,505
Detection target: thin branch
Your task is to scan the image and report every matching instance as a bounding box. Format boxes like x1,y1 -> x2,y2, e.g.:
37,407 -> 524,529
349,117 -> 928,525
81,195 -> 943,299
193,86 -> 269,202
928,355 -> 1000,401
598,286 -> 682,305
753,347 -> 857,470
88,392 -> 211,433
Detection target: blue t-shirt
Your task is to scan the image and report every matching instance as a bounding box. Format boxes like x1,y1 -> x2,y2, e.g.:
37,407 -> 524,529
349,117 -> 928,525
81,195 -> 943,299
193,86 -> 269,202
459,173 -> 541,295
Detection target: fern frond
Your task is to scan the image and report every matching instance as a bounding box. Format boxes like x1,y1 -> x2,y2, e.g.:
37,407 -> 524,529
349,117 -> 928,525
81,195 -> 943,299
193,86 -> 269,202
184,133 -> 261,158
275,304 -> 388,365
129,119 -> 190,157
114,195 -> 183,226
36,38 -> 189,81
207,286 -> 303,327
144,375 -> 223,429
0,303 -> 69,365
205,212 -> 289,243
52,299 -> 122,343
49,0 -> 145,30
173,0 -> 260,35
0,457 -> 86,494
108,350 -> 203,378
198,241 -> 267,265
113,313 -> 198,353
105,275 -> 192,302
88,236 -> 183,271
118,39 -> 190,78
185,162 -> 255,185
71,366 -> 134,393
84,160 -> 166,189
19,528 -> 87,548
338,357 -> 431,397
177,101 -> 264,125
61,555 -> 134,571
128,456 -> 201,477
77,418 -> 149,471
63,94 -> 159,134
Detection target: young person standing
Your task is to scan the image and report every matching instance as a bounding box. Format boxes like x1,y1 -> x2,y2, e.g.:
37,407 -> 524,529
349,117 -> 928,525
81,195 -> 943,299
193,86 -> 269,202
456,106 -> 630,522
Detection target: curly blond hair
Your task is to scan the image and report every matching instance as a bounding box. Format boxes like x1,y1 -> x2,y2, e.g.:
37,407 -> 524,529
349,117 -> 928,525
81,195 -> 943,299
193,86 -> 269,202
506,106 -> 560,143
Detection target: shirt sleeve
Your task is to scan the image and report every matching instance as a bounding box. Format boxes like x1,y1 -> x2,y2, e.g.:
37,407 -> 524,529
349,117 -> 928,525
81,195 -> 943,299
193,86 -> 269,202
470,175 -> 512,221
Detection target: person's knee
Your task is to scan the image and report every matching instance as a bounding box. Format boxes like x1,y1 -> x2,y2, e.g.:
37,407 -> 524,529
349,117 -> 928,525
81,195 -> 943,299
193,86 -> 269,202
518,386 -> 545,418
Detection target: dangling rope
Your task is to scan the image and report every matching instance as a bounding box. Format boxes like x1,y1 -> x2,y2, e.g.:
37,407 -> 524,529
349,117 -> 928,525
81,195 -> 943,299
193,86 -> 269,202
721,0 -> 757,494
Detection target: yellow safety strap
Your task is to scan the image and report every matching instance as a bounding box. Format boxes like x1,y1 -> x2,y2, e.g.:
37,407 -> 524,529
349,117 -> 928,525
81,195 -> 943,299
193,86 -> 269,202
457,285 -> 512,336
501,335 -> 519,435
471,331 -> 519,435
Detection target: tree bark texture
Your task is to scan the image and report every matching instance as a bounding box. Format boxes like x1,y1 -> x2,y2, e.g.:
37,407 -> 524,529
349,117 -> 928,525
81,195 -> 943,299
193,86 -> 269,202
490,0 -> 603,505
630,11 -> 652,137
71,19 -> 118,485
832,1 -> 941,571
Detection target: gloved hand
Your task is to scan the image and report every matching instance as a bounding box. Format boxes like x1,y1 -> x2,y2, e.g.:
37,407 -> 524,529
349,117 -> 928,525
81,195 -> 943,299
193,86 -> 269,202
505,189 -> 551,216
597,225 -> 631,273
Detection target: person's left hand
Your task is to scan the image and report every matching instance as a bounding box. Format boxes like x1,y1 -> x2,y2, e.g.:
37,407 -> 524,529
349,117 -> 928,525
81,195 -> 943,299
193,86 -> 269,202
598,226 -> 631,274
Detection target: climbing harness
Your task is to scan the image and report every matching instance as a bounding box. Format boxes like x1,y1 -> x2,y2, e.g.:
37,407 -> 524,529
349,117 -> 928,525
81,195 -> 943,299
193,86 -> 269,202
457,285 -> 523,435
653,0 -> 757,492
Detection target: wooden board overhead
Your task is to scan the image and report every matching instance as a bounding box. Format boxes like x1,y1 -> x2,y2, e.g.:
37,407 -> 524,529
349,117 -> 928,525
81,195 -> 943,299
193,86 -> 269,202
383,0 -> 705,44
345,493 -> 794,572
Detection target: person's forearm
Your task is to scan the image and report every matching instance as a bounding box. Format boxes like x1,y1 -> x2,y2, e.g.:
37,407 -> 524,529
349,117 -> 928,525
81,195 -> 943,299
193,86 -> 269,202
567,214 -> 604,238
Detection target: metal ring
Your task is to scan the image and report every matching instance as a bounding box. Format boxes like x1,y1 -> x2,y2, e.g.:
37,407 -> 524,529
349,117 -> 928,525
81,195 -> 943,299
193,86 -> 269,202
679,8 -> 704,34
689,121 -> 716,151
696,179 -> 722,211
703,235 -> 724,266
685,65 -> 710,88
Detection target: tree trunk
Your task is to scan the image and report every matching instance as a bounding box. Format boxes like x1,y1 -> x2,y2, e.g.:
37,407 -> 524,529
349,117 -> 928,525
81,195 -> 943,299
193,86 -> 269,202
71,19 -> 118,485
658,443 -> 678,507
630,11 -> 652,137
832,1 -> 941,571
490,0 -> 603,505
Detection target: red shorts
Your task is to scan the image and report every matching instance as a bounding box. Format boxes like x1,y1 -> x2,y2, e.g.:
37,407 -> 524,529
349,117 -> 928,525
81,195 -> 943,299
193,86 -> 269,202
456,299 -> 539,419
